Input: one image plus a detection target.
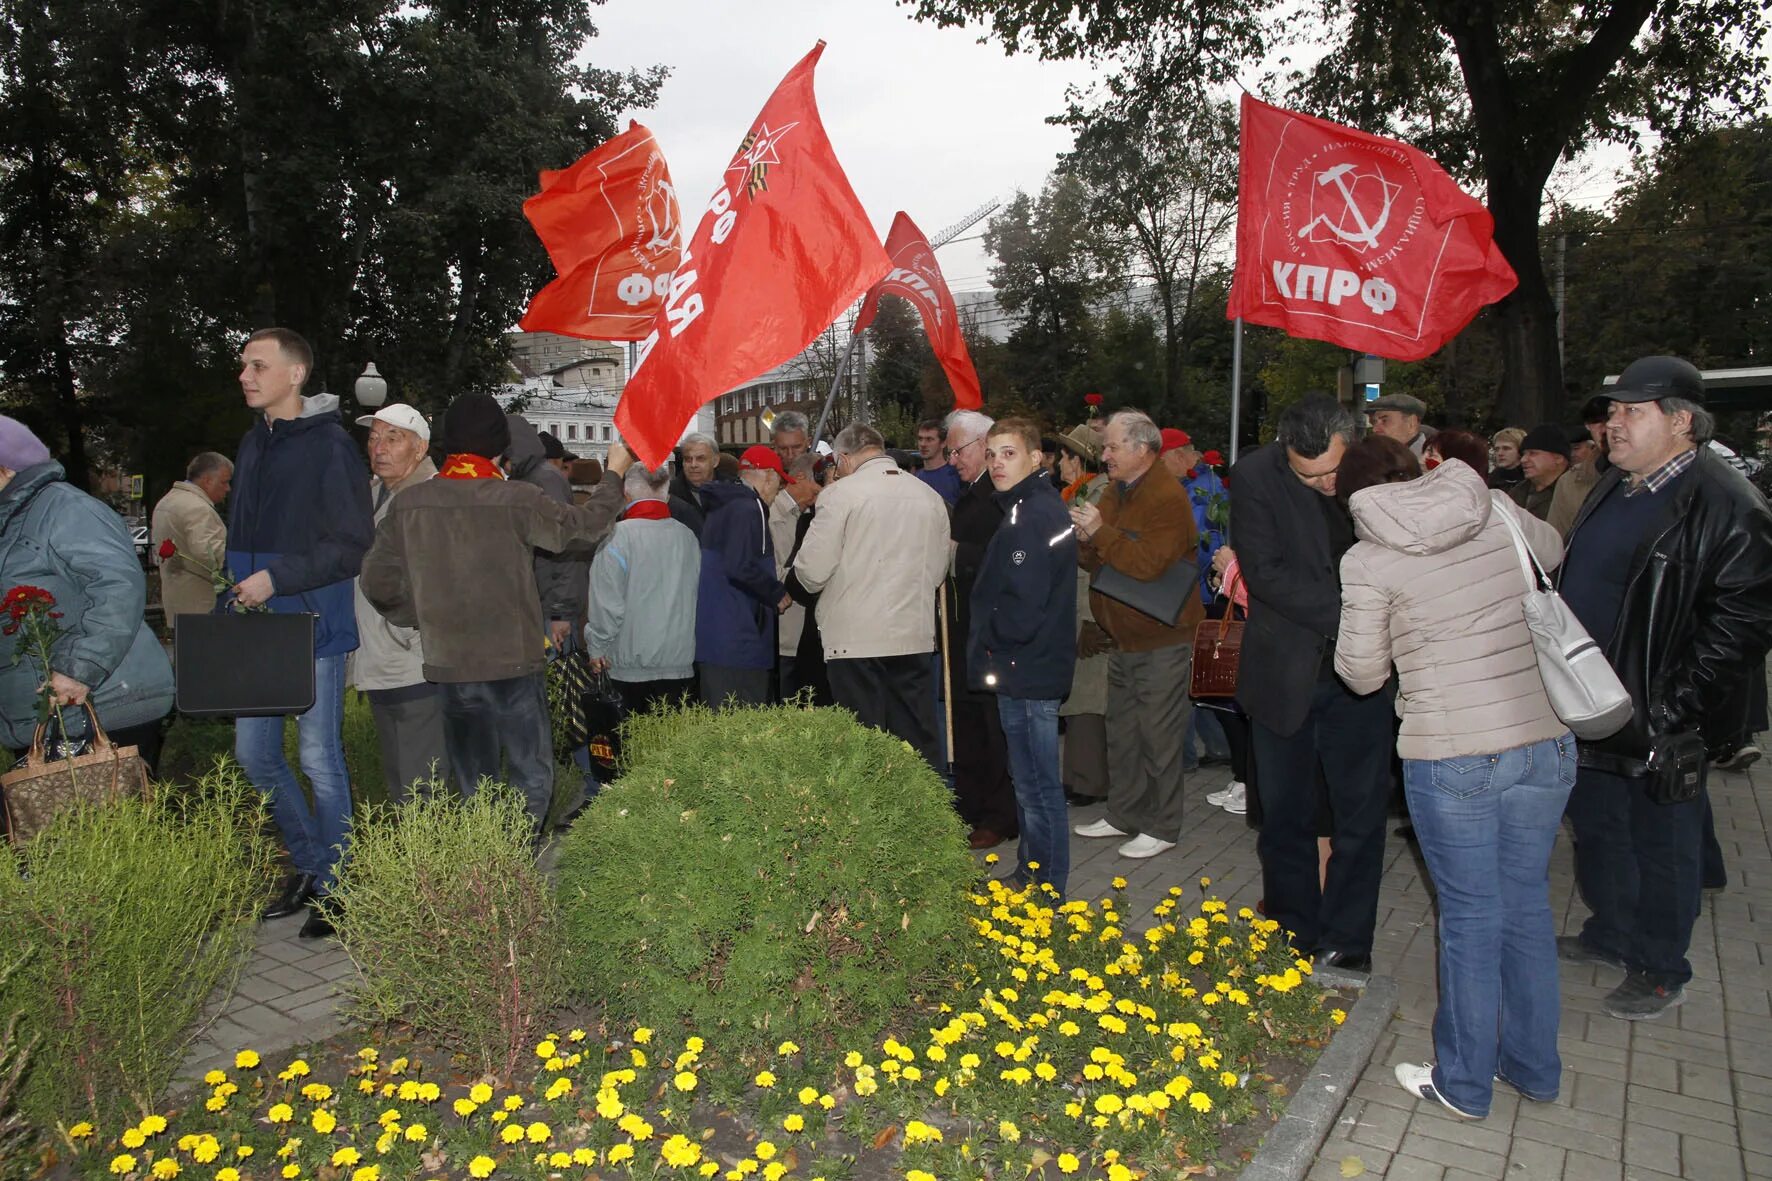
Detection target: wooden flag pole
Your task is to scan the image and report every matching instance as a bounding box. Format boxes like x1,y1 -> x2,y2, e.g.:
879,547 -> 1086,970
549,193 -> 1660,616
938,584 -> 955,768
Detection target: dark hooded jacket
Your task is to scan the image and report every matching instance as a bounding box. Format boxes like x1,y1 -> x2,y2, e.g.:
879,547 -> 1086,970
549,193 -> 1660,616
506,414 -> 591,626
695,479 -> 782,670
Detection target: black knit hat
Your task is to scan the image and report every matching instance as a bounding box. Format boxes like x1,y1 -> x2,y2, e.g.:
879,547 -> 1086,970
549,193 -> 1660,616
441,393 -> 511,458
1520,424 -> 1571,461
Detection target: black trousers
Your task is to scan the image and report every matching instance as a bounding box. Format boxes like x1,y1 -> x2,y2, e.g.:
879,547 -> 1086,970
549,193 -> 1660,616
950,689 -> 1018,836
826,655 -> 943,775
1250,676 -> 1393,957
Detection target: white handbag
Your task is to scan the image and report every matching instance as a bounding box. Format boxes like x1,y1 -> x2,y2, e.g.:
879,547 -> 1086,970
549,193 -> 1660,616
1491,494 -> 1634,741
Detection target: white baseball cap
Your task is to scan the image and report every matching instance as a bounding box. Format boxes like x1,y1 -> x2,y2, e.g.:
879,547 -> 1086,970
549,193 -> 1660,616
355,403 -> 431,442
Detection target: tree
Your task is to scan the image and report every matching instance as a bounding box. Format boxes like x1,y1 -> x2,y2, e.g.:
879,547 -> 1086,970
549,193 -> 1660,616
1059,94 -> 1238,418
865,297 -> 941,420
905,0 -> 1771,426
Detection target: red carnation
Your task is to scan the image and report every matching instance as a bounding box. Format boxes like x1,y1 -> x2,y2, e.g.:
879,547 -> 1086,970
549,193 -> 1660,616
1083,392 -> 1103,406
1202,449 -> 1225,467
158,538 -> 177,561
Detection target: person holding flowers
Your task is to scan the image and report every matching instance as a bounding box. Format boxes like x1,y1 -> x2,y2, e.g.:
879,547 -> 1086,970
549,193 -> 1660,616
0,415 -> 174,772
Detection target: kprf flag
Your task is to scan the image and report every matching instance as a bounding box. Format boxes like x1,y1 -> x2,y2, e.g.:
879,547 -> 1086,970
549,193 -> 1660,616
614,43 -> 891,468
852,212 -> 982,410
519,122 -> 682,341
1225,95 -> 1517,361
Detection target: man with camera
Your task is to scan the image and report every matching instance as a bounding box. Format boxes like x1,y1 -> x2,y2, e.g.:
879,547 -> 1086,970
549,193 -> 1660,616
1558,356 -> 1772,1020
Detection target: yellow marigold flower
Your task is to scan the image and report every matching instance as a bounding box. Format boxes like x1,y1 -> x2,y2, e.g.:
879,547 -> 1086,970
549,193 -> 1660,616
468,1156 -> 496,1179
926,1044 -> 947,1063
633,1027 -> 654,1044
192,1138 -> 220,1163
673,1070 -> 698,1092
1220,1071 -> 1240,1088
959,1053 -> 981,1070
998,1119 -> 1020,1142
301,1083 -> 332,1102
405,1124 -> 428,1142
469,1082 -> 494,1104
549,1151 -> 572,1168
853,1076 -> 878,1096
526,1121 -> 551,1144
109,1156 -> 137,1176
205,1095 -> 228,1112
817,1093 -> 835,1110
685,1036 -> 704,1053
121,1128 -> 146,1149
417,1082 -> 441,1102
1107,1165 -> 1133,1181
1093,1093 -> 1124,1115
235,1050 -> 260,1069
387,1057 -> 409,1075
1064,1100 -> 1083,1117
797,1085 -> 819,1105
1035,1061 -> 1058,1081
397,1081 -> 421,1102
842,1050 -> 862,1068
1332,1008 -> 1347,1025
151,1159 -> 180,1179
281,1166 -> 299,1180
755,1140 -> 777,1160
1189,1091 -> 1213,1112
661,1134 -> 702,1168
631,1048 -> 647,1068
502,1094 -> 523,1112
903,1065 -> 923,1082
374,1131 -> 396,1155
500,1123 -> 525,1144
572,1148 -> 596,1166
776,1040 -> 799,1055
204,1070 -> 227,1086
902,1121 -> 941,1145
782,1113 -> 805,1133
934,1077 -> 950,1097
288,1059 -> 310,1079
69,1121 -> 95,1140
454,1099 -> 479,1118
377,1108 -> 401,1128
754,1070 -> 776,1088
217,1171 -> 240,1181
141,1115 -> 168,1136
1056,1153 -> 1080,1174
905,1172 -> 937,1181
331,1148 -> 361,1167
608,1144 -> 635,1164
236,1146 -> 254,1159
699,1164 -> 720,1179
534,1039 -> 557,1059
545,1077 -> 573,1101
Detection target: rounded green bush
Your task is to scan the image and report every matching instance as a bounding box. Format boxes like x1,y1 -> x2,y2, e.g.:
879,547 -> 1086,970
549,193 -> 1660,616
555,701 -> 974,1058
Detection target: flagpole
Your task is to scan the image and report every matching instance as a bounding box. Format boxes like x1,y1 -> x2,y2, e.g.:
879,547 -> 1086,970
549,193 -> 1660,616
812,326 -> 866,446
1229,317 -> 1244,465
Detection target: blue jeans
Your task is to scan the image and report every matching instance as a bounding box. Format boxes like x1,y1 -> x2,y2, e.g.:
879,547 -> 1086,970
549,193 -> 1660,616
997,696 -> 1067,897
235,653 -> 352,893
443,673 -> 554,833
1404,733 -> 1575,1117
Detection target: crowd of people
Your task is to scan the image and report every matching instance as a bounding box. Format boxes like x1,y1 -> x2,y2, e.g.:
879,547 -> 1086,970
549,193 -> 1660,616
4,327 -> 1771,1123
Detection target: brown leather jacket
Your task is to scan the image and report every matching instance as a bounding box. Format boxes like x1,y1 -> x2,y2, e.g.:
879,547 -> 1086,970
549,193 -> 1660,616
1079,465 -> 1203,652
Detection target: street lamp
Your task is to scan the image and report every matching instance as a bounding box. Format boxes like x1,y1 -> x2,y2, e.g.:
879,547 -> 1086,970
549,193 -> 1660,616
355,362 -> 387,409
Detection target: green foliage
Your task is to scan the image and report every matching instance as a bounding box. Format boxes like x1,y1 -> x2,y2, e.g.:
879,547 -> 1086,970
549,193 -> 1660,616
555,701 -> 975,1060
332,787 -> 565,1078
0,763 -> 274,1125
0,952 -> 41,1180
159,691 -> 387,805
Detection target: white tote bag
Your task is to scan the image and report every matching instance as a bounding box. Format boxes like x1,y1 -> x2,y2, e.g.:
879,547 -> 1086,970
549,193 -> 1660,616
1491,494 -> 1634,741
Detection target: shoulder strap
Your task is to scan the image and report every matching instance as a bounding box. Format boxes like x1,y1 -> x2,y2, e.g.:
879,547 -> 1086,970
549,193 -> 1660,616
1489,491 -> 1553,593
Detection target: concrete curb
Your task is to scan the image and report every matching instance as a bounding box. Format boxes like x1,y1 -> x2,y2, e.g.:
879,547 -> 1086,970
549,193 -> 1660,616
1236,973 -> 1398,1181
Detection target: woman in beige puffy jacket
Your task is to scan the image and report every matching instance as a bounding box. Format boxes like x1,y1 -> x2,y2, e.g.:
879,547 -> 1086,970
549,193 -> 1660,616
1334,437 -> 1575,1122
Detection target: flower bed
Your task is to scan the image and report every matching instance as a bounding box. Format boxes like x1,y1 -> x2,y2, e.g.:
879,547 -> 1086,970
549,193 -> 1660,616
55,876 -> 1340,1180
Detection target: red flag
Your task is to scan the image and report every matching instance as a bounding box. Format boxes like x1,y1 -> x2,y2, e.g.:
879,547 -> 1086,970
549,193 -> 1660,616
852,212 -> 982,410
1225,95 -> 1517,361
614,43 -> 890,468
519,122 -> 682,341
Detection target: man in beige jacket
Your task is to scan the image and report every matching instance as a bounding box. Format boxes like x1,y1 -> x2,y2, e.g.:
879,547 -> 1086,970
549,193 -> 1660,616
150,451 -> 232,623
792,422 -> 950,768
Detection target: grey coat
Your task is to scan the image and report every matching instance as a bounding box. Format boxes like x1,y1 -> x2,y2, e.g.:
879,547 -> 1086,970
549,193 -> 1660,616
0,463 -> 174,748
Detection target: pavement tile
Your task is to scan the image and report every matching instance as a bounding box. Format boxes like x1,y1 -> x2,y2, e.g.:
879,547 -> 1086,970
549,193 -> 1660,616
1620,1121 -> 1682,1174
1396,1130 -> 1506,1175
1380,1153 -> 1449,1180
1501,1136 -> 1564,1179
1558,1151 -> 1623,1181
1678,1133 -> 1746,1181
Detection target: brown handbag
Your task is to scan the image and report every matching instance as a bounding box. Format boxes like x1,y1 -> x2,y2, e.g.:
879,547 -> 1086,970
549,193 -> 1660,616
1189,576 -> 1245,700
1,702 -> 150,844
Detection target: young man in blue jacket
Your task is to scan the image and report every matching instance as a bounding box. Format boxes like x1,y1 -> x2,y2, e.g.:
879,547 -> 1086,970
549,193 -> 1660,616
968,418 -> 1078,896
230,327 -> 374,940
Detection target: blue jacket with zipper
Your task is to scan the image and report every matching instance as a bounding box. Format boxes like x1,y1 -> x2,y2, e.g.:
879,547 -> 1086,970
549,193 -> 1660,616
967,470 -> 1078,699
227,393 -> 374,658
694,479 -> 782,670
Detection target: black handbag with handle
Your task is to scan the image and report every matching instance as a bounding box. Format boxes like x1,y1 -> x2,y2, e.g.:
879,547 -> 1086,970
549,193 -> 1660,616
174,611 -> 317,716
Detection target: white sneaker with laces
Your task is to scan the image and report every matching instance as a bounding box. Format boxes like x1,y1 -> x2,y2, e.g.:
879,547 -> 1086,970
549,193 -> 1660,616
1393,1062 -> 1481,1119
1220,782 -> 1247,814
1117,834 -> 1176,859
1205,782 -> 1238,807
1074,817 -> 1129,839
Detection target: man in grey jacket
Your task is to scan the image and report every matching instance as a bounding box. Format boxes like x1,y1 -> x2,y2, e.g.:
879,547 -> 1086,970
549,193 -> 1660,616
352,404 -> 446,803
586,461 -> 700,717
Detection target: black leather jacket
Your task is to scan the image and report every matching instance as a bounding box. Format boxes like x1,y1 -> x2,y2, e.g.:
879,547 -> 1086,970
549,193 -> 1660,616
1560,449 -> 1772,773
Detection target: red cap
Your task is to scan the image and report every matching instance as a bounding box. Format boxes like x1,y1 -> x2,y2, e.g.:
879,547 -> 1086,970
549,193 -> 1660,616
1160,428 -> 1191,454
739,445 -> 795,483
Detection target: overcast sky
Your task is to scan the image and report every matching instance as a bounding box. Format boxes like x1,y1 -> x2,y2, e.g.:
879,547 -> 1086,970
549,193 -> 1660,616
583,0 -> 1095,294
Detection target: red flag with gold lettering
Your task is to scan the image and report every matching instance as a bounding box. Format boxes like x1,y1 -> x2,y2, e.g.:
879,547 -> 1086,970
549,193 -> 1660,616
852,212 -> 982,410
1225,95 -> 1516,361
519,122 -> 682,341
614,43 -> 890,468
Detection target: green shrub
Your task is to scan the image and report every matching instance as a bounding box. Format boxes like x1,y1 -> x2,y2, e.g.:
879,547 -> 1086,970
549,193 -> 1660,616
555,701 -> 975,1060
332,786 -> 565,1077
0,952 -> 41,1180
0,762 -> 274,1125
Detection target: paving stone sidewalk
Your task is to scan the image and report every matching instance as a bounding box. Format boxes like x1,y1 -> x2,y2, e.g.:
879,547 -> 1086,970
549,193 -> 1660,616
181,744 -> 1772,1181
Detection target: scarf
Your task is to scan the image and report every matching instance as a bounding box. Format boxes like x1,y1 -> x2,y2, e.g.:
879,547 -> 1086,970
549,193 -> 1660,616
620,499 -> 672,521
438,453 -> 503,481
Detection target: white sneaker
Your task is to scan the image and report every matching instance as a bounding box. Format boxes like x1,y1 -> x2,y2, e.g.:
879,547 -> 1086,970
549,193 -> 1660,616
1211,781 -> 1247,814
1393,1062 -> 1481,1119
1074,817 -> 1130,839
1117,834 -> 1176,859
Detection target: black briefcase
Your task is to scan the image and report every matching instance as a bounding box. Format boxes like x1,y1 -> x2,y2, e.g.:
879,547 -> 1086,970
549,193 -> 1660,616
174,612 -> 317,716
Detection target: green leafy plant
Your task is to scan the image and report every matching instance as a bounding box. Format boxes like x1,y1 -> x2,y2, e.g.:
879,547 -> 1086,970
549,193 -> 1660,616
0,951 -> 41,1180
331,786 -> 565,1076
555,701 -> 975,1061
0,762 -> 274,1125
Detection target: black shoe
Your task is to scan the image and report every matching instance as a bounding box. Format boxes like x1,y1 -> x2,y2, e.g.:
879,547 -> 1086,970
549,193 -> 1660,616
1317,950 -> 1372,975
1555,935 -> 1625,972
263,872 -> 318,921
298,901 -> 338,941
1065,789 -> 1104,806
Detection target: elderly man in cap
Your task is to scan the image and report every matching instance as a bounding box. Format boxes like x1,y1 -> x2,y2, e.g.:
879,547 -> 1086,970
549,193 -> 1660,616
1509,424 -> 1572,521
1557,355 -> 1772,1019
695,444 -> 792,709
1366,393 -> 1435,459
350,404 -> 447,803
360,393 -> 628,837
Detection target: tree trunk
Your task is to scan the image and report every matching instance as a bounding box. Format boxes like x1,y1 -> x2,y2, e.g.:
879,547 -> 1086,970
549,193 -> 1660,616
443,238 -> 483,392
51,329 -> 88,491
1486,180 -> 1563,428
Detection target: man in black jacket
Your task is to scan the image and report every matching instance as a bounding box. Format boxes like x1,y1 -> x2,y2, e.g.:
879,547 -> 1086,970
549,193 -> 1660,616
969,418 -> 1078,896
1558,356 -> 1772,1020
1228,394 -> 1393,974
